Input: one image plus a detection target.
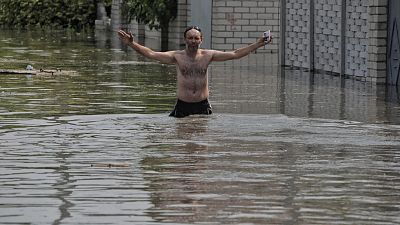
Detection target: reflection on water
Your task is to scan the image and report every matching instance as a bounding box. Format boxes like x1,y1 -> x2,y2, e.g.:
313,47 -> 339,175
1,114 -> 400,224
0,29 -> 177,120
1,29 -> 400,123
210,65 -> 400,124
1,30 -> 400,224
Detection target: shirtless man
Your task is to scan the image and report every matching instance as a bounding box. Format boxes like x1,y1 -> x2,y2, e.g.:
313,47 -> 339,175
117,26 -> 272,118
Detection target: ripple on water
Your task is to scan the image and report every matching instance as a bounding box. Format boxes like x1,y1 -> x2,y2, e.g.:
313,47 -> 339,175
1,114 -> 400,224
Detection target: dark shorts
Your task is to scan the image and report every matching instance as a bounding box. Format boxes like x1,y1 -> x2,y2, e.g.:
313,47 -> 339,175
169,99 -> 212,118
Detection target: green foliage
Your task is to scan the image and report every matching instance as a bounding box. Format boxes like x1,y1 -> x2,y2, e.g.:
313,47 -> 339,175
123,0 -> 177,30
0,0 -> 98,30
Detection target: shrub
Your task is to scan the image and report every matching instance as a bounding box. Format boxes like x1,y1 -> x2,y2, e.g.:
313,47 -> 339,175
0,0 -> 100,30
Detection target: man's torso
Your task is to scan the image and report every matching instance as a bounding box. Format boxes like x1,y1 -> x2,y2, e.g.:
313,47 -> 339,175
173,50 -> 213,102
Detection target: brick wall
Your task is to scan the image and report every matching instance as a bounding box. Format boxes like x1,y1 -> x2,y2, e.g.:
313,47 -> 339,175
211,0 -> 280,53
169,0 -> 189,48
111,0 -> 123,30
368,0 -> 387,83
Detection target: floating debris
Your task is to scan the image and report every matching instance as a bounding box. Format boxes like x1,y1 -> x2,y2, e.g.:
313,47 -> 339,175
0,68 -> 78,77
90,163 -> 130,168
107,60 -> 168,65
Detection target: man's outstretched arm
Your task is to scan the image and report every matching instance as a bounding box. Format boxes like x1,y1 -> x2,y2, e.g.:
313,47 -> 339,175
211,35 -> 272,62
117,30 -> 176,64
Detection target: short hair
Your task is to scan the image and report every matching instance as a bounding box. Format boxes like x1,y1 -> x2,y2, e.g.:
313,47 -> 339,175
184,26 -> 202,38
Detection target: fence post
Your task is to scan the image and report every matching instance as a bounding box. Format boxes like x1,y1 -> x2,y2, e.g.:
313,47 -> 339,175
340,0 -> 347,76
280,0 -> 286,66
309,0 -> 315,71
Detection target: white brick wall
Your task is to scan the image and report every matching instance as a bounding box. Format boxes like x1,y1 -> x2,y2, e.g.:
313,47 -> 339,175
111,0 -> 123,30
211,0 -> 280,53
368,0 -> 387,83
112,0 -> 280,53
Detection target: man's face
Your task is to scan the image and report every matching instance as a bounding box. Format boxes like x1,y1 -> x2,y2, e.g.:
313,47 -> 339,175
184,29 -> 202,50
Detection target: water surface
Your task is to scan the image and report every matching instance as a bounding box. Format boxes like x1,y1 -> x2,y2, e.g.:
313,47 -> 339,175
1,30 -> 400,224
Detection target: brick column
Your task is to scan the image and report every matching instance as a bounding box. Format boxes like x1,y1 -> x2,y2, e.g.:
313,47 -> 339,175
111,0 -> 124,31
168,0 -> 189,49
368,0 -> 387,83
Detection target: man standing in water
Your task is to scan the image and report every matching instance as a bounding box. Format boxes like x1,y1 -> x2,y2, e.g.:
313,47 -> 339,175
117,26 -> 272,118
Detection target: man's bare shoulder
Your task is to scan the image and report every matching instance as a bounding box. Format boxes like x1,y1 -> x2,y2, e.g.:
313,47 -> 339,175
201,49 -> 227,56
200,49 -> 232,62
200,49 -> 217,54
172,50 -> 186,55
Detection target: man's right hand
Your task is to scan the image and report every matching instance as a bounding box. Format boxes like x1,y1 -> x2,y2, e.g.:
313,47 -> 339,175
117,30 -> 134,45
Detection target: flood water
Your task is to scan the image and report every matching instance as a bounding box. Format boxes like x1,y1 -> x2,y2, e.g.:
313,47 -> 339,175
1,30 -> 400,224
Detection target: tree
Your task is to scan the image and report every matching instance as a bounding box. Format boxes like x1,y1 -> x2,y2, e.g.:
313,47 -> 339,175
123,0 -> 178,51
0,0 -> 99,31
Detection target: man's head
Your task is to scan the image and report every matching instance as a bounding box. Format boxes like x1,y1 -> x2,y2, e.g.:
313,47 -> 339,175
184,26 -> 202,38
183,26 -> 203,51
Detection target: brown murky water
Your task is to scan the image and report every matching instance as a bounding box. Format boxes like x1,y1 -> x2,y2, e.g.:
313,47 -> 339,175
1,30 -> 400,224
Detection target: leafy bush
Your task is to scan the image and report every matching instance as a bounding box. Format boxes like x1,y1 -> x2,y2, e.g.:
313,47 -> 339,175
123,0 -> 177,50
0,0 -> 100,30
123,0 -> 177,30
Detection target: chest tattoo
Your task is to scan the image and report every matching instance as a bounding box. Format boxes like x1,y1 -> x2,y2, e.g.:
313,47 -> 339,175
180,65 -> 207,78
